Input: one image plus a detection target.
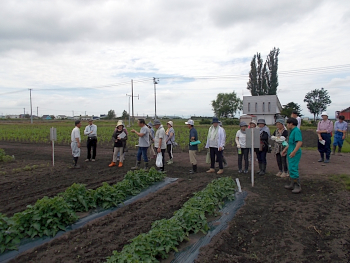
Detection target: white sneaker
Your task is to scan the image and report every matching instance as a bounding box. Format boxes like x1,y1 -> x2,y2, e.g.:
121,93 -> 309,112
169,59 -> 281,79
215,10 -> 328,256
85,159 -> 90,162
281,172 -> 289,178
91,159 -> 96,162
276,171 -> 282,177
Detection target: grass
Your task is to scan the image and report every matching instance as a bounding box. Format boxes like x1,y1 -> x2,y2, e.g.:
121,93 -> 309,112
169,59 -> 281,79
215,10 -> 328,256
330,174 -> 350,191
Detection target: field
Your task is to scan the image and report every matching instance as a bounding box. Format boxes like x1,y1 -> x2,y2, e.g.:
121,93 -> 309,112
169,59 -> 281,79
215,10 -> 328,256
0,120 -> 350,262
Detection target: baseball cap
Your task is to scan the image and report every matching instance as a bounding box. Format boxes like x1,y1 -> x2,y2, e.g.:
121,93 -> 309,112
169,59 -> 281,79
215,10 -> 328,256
185,119 -> 194,125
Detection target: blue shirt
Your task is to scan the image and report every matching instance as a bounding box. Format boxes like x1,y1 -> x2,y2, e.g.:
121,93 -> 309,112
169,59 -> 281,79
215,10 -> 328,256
189,127 -> 198,150
288,127 -> 302,155
334,121 -> 347,132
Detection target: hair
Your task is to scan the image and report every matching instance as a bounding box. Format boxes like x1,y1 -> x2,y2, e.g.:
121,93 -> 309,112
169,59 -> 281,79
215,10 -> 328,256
292,110 -> 298,115
286,118 -> 298,126
138,119 -> 145,124
75,120 -> 81,126
339,115 -> 345,120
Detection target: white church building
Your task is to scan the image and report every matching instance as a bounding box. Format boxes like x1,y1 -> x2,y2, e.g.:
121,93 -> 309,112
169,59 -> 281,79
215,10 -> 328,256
242,95 -> 283,125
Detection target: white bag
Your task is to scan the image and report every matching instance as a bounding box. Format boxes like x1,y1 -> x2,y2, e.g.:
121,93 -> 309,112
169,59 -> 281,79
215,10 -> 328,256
156,153 -> 163,167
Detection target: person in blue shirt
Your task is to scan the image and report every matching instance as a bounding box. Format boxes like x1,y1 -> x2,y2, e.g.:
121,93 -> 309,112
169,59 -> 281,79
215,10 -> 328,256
186,119 -> 198,174
282,118 -> 303,194
333,115 -> 347,155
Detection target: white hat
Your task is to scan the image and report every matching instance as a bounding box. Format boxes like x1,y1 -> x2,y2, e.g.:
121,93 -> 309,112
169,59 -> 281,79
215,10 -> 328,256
185,119 -> 194,125
167,121 -> 173,127
321,112 -> 328,116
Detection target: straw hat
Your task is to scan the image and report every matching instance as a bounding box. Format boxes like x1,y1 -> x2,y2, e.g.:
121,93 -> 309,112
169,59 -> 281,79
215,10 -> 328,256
116,120 -> 124,128
167,121 -> 173,127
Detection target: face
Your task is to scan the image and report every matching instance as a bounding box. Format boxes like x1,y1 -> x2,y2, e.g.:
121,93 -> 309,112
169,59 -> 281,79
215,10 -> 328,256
250,123 -> 256,128
213,122 -> 218,127
77,122 -> 82,128
322,115 -> 328,121
287,122 -> 293,129
291,113 -> 296,118
276,123 -> 283,129
117,125 -> 123,131
241,126 -> 247,131
167,123 -> 172,128
138,120 -> 143,127
258,123 -> 265,128
339,119 -> 343,123
187,124 -> 192,129
88,121 -> 93,125
155,124 -> 160,129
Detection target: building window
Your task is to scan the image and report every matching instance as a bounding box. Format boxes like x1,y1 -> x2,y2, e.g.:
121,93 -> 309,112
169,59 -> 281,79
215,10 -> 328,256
248,103 -> 251,112
255,103 -> 258,112
262,102 -> 265,112
268,102 -> 271,112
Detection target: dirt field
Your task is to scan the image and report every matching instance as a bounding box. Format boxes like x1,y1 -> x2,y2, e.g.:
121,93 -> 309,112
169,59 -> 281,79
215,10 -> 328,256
0,141 -> 349,263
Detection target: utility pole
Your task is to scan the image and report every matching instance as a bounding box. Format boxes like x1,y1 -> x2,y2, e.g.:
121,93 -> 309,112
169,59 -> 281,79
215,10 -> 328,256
72,111 -> 74,117
153,77 -> 159,119
37,107 -> 38,117
29,89 -> 33,124
126,93 -> 139,127
131,79 -> 134,125
85,111 -> 87,116
23,108 -> 25,115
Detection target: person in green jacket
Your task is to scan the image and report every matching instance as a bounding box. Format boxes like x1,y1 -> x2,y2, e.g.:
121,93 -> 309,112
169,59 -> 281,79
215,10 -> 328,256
282,118 -> 303,194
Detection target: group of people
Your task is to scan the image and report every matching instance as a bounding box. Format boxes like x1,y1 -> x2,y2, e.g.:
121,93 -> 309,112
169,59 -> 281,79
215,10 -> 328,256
70,111 -> 347,195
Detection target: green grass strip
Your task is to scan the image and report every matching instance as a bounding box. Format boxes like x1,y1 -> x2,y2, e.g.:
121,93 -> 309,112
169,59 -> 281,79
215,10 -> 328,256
106,176 -> 236,263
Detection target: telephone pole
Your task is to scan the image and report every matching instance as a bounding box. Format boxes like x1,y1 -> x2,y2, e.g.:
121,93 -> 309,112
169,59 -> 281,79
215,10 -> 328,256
23,108 -> 25,115
153,77 -> 159,119
126,93 -> 139,127
131,79 -> 134,124
37,107 -> 38,117
29,89 -> 33,124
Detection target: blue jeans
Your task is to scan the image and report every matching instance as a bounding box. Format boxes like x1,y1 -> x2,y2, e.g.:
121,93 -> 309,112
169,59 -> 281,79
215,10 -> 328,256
318,133 -> 331,160
257,151 -> 267,165
137,147 -> 149,162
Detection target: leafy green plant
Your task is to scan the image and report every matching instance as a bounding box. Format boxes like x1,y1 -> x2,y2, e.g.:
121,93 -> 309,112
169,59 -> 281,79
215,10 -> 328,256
59,183 -> 96,212
13,196 -> 78,238
106,177 -> 236,263
94,183 -> 127,209
0,149 -> 14,163
0,213 -> 20,253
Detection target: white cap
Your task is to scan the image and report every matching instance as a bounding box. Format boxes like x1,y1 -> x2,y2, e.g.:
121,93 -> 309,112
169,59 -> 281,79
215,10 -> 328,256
321,112 -> 328,116
185,119 -> 194,125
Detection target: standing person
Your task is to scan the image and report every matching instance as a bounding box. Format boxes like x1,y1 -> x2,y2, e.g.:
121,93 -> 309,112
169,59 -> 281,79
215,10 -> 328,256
236,122 -> 249,174
84,119 -> 97,162
109,120 -> 128,167
147,122 -> 156,159
153,119 -> 166,172
71,120 -> 82,169
205,117 -> 225,175
282,118 -> 303,194
185,119 -> 198,174
249,120 -> 259,162
271,119 -> 289,177
333,115 -> 347,155
257,119 -> 270,175
131,119 -> 150,170
165,121 -> 175,164
218,121 -> 228,167
316,112 -> 333,163
291,110 -> 301,129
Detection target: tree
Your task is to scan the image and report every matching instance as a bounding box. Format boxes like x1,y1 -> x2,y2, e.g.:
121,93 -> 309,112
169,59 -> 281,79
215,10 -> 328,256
107,110 -> 116,120
211,91 -> 243,118
49,115 -> 55,119
247,47 -> 280,96
304,88 -> 331,121
281,102 -> 302,117
122,110 -> 129,119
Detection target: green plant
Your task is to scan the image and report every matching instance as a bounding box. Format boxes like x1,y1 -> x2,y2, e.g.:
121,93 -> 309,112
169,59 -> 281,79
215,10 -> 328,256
59,183 -> 96,212
0,214 -> 20,253
94,183 -> 127,209
13,196 -> 78,238
0,149 -> 14,163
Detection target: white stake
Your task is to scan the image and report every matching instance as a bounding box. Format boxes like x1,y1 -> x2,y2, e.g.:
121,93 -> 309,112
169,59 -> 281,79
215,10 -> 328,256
251,127 -> 254,187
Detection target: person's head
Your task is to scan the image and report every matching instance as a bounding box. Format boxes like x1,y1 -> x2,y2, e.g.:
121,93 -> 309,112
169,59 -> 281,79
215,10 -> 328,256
147,122 -> 153,129
153,119 -> 161,129
212,117 -> 220,127
116,120 -> 124,131
138,119 -> 146,127
75,120 -> 81,128
249,120 -> 257,128
257,119 -> 266,128
339,115 -> 345,123
240,121 -> 248,131
185,119 -> 194,129
167,121 -> 173,129
218,121 -> 223,127
291,110 -> 298,118
88,119 -> 93,125
321,112 -> 328,121
286,117 -> 298,129
275,119 -> 285,129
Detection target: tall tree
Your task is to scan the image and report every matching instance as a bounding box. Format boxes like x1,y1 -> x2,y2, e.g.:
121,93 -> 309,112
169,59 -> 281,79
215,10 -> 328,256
122,110 -> 129,119
304,88 -> 331,121
247,55 -> 258,96
281,102 -> 302,117
266,47 -> 279,95
211,91 -> 243,118
107,109 -> 116,120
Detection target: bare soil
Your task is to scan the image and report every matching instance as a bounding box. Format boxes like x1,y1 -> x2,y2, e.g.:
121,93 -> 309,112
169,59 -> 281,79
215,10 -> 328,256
0,141 -> 349,263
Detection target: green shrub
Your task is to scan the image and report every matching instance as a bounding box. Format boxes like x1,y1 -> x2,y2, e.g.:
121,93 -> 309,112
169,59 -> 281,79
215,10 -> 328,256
0,213 -> 20,253
0,149 -> 14,163
223,119 -> 240,125
199,118 -> 211,125
59,183 -> 96,212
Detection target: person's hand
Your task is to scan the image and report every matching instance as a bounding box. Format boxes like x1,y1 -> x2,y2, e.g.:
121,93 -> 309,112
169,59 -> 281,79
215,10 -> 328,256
117,136 -> 121,140
77,142 -> 81,148
157,147 -> 161,153
237,144 -> 241,149
131,129 -> 136,133
289,151 -> 295,158
342,135 -> 345,140
90,131 -> 93,134
281,150 -> 287,156
219,147 -> 223,151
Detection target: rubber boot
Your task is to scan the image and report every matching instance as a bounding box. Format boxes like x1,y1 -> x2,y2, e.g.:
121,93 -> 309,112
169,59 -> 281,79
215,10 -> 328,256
256,163 -> 262,175
318,153 -> 324,162
109,162 -> 116,167
284,179 -> 295,190
131,161 -> 141,170
189,164 -> 197,174
292,179 -> 301,194
338,146 -> 342,156
332,146 -> 336,155
144,162 -> 149,171
259,163 -> 266,176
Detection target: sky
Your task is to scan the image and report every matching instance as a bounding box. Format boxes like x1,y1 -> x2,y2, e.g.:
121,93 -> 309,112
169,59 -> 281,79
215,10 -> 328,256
0,0 -> 350,119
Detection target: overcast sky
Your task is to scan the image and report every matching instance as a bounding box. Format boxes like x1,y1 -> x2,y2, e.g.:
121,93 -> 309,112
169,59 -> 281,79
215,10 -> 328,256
0,0 -> 349,119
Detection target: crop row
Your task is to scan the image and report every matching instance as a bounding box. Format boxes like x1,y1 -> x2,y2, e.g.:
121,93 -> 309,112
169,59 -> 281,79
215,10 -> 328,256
106,176 -> 236,263
0,168 -> 165,253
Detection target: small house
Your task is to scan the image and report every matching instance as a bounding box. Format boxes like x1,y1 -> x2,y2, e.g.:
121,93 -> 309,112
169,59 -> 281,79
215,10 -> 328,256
42,115 -> 52,120
339,107 -> 350,122
56,115 -> 67,120
242,95 -> 283,125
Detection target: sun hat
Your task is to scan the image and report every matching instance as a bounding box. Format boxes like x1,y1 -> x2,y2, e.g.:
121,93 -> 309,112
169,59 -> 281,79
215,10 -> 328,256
218,121 -> 223,127
147,122 -> 153,127
257,119 -> 266,125
275,119 -> 285,125
212,117 -> 220,124
116,120 -> 124,127
153,119 -> 161,126
185,119 -> 194,125
321,112 -> 328,116
249,120 -> 257,126
167,121 -> 173,127
240,121 -> 248,127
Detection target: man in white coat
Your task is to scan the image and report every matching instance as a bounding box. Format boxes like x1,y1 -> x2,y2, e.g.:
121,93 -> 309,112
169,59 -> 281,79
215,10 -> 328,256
71,120 -> 82,168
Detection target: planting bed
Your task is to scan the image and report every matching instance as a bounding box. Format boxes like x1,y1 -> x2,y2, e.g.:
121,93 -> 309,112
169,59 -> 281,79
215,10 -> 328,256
1,142 -> 350,262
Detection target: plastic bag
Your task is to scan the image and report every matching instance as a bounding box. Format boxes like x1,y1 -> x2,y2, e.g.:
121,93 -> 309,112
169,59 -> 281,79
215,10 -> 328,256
156,153 -> 163,167
206,151 -> 211,164
190,140 -> 201,146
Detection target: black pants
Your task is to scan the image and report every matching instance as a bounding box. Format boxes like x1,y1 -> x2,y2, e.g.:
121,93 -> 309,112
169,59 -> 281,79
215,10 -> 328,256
257,150 -> 267,165
276,153 -> 288,172
167,144 -> 173,159
238,148 -> 249,170
155,148 -> 166,171
210,147 -> 223,169
87,138 -> 97,159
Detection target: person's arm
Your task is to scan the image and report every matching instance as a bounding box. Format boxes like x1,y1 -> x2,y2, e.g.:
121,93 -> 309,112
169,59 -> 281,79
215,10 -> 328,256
166,132 -> 174,143
289,141 -> 303,158
75,131 -> 81,148
131,129 -> 145,137
235,131 -> 241,148
261,131 -> 268,141
83,126 -> 90,136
